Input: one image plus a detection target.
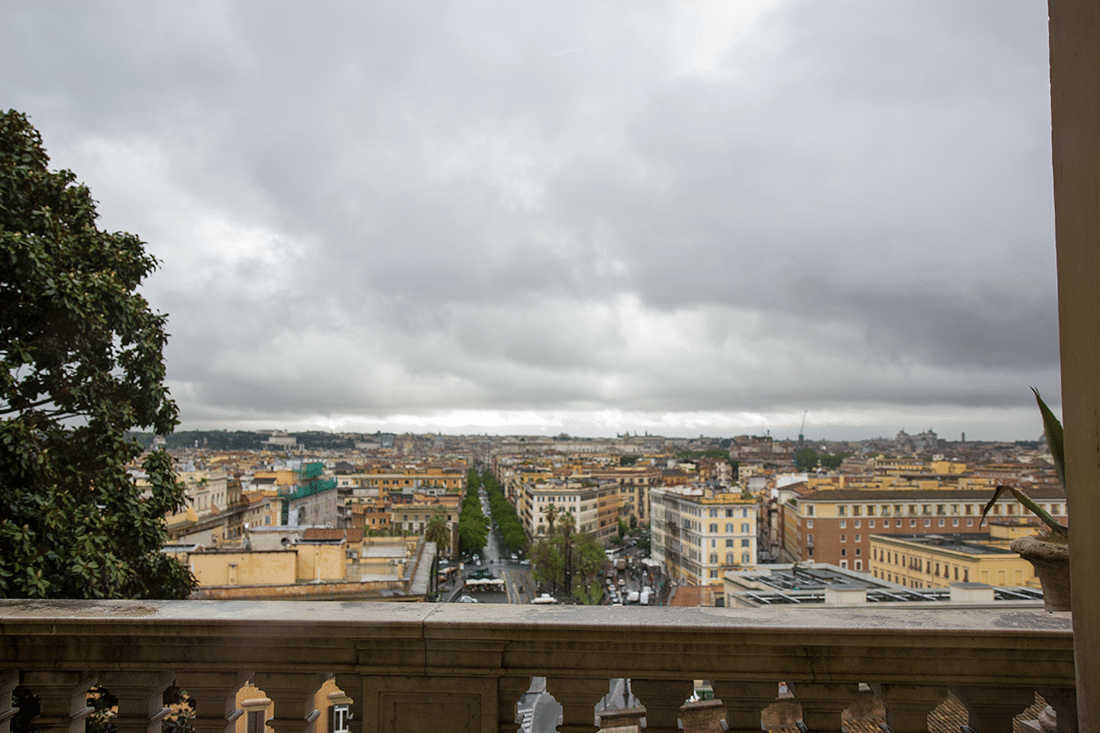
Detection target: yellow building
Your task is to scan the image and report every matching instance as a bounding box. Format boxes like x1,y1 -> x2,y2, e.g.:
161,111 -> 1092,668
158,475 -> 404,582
234,676 -> 352,733
869,526 -> 1039,590
188,543 -> 347,587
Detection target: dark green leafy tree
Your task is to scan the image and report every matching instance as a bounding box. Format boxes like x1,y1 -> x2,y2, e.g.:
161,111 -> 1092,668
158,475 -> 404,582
795,448 -> 819,472
570,533 -> 609,605
0,110 -> 194,599
530,537 -> 564,592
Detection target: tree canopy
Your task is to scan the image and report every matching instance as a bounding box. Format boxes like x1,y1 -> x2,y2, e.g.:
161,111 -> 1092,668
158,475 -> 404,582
0,110 -> 194,599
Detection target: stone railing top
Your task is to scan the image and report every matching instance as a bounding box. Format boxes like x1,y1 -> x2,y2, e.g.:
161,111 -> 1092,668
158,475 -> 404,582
0,600 -> 1075,688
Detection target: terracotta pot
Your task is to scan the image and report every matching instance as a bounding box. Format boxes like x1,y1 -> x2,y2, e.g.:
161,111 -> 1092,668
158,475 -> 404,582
1011,535 -> 1071,612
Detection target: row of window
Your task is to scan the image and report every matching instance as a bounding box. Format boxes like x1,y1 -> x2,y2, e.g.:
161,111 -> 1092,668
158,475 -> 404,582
707,507 -> 751,518
707,522 -> 752,534
809,517 -> 978,530
808,501 -> 1065,518
707,552 -> 753,566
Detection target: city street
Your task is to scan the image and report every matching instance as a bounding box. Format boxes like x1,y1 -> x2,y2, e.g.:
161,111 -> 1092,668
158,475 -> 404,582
451,485 -> 535,604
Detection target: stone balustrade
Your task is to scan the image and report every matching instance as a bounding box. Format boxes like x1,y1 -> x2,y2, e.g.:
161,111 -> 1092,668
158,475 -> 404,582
0,600 -> 1075,733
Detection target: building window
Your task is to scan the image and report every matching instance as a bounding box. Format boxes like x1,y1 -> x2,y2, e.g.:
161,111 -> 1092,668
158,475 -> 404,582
840,534 -> 846,543
924,519 -> 931,527
952,518 -> 959,527
709,570 -> 718,578
840,560 -> 848,568
910,519 -> 916,527
854,534 -> 861,542
726,552 -> 733,564
710,508 -> 718,518
806,519 -> 813,529
855,548 -> 861,556
741,523 -> 749,533
840,520 -> 847,529
726,523 -> 734,533
855,560 -> 862,571
725,539 -> 733,547
742,552 -> 750,564
710,554 -> 718,564
741,538 -> 750,547
868,520 -> 875,528
710,523 -> 718,533
330,705 -> 350,733
938,519 -> 945,527
805,505 -> 814,517
248,712 -> 265,733
742,508 -> 749,518
854,520 -> 861,529
838,506 -> 846,516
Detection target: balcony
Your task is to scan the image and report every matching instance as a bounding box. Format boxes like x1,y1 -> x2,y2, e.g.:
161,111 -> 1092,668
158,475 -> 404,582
0,599 -> 1075,733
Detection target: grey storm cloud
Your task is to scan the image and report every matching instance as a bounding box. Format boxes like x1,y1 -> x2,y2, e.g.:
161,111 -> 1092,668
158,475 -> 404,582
0,0 -> 1060,439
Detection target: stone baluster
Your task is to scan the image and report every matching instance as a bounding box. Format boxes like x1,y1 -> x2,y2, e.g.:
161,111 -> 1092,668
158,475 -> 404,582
1,672 -> 20,733
331,674 -> 361,733
786,682 -> 858,732
711,680 -> 779,733
20,671 -> 97,733
252,673 -> 328,733
869,684 -> 946,733
545,677 -> 607,733
497,676 -> 532,733
950,686 -> 1037,733
98,672 -> 175,733
1038,687 -> 1077,733
0,669 -> 19,733
630,679 -> 693,733
175,672 -> 249,733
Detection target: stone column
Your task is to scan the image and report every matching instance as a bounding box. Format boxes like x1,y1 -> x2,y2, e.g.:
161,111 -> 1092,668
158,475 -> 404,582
0,671 -> 19,733
252,673 -> 327,733
21,672 -> 97,733
496,676 -> 531,733
869,684 -> 946,733
1039,687 -> 1078,733
175,672 -> 249,733
97,672 -> 175,733
545,677 -> 606,733
1048,0 -> 1100,728
786,682 -> 857,733
711,680 -> 779,733
951,686 -> 1036,733
630,679 -> 693,733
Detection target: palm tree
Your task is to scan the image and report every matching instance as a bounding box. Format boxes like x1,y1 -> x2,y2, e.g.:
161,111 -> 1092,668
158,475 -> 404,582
559,510 -> 576,597
558,510 -> 575,538
543,503 -> 558,537
425,509 -> 451,557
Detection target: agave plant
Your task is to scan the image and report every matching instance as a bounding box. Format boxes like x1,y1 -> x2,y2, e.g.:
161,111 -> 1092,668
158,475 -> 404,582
980,388 -> 1068,542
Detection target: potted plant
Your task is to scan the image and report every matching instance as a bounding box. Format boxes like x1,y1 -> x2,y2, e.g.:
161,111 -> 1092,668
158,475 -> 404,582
981,388 -> 1070,611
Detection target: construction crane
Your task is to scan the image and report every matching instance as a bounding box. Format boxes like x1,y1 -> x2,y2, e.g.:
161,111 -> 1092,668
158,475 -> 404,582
798,411 -> 807,445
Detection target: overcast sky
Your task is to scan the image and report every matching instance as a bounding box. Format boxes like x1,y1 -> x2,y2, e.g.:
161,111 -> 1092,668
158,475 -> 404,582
1,1 -> 1060,441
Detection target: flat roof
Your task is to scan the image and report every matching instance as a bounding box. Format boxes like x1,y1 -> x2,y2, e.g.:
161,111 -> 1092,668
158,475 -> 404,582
871,533 -> 1015,555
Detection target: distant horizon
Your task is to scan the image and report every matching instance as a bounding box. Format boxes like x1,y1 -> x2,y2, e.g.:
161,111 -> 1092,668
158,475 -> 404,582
153,420 -> 1046,446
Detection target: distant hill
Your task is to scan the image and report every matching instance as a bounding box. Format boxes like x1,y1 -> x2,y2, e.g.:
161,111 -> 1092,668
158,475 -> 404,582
126,430 -> 356,451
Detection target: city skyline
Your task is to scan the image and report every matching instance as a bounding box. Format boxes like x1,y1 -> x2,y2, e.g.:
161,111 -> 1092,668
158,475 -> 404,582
0,2 -> 1059,441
